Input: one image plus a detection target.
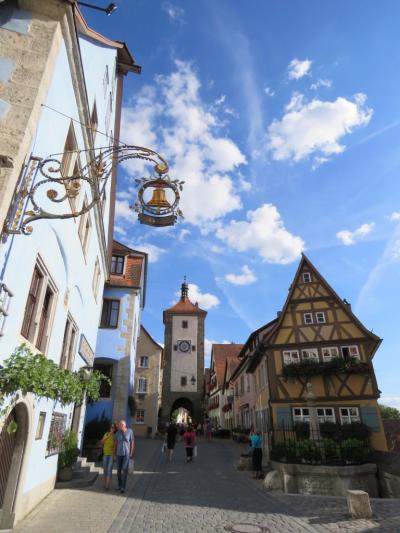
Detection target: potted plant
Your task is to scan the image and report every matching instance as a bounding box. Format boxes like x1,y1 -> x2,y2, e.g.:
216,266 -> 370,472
58,430 -> 79,481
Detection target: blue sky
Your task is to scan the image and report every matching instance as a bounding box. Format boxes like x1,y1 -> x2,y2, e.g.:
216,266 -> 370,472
82,1 -> 400,408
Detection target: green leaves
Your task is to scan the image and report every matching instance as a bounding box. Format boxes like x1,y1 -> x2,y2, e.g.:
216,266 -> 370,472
0,345 -> 109,414
282,357 -> 371,379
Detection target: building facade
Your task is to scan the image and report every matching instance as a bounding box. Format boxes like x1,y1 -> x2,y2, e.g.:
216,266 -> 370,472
161,280 -> 206,424
230,359 -> 257,431
133,325 -> 163,437
85,241 -> 147,428
0,1 -> 138,527
245,254 -> 388,451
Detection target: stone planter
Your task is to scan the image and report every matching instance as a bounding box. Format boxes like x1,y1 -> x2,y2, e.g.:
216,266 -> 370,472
57,466 -> 73,482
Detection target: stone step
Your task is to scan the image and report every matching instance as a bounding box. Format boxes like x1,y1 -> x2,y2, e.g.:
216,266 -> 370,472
55,471 -> 98,489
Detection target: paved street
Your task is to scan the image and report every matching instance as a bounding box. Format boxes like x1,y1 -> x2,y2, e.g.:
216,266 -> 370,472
14,438 -> 400,533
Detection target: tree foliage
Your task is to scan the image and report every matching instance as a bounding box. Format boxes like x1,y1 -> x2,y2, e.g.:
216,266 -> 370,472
379,404 -> 400,420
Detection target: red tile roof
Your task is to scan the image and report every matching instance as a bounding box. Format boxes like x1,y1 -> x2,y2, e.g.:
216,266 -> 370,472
211,344 -> 243,389
107,241 -> 147,290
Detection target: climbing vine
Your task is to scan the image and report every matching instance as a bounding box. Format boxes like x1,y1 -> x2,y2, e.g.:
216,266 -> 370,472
0,344 -> 108,430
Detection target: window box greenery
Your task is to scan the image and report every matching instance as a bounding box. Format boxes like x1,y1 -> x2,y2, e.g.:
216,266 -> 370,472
282,357 -> 371,379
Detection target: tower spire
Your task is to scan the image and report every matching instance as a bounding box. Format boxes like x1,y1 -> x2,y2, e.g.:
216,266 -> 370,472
181,276 -> 188,300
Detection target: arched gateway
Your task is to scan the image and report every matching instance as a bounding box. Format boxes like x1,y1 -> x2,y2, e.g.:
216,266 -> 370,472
161,281 -> 207,425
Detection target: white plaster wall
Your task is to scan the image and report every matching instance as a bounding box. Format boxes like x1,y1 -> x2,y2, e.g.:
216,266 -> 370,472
170,315 -> 198,393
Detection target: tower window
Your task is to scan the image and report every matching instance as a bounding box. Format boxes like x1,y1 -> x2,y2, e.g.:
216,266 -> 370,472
181,376 -> 187,386
182,320 -> 188,328
192,345 -> 196,351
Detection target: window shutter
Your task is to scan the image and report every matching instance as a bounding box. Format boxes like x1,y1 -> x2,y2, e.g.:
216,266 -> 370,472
360,406 -> 380,432
276,406 -> 292,428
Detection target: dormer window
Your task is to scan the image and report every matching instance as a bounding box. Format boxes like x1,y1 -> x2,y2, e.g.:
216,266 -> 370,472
302,272 -> 312,283
303,313 -> 313,325
316,311 -> 326,324
111,255 -> 124,275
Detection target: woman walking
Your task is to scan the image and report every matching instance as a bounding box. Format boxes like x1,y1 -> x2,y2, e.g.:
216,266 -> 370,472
250,430 -> 263,479
101,422 -> 117,490
183,425 -> 196,463
166,421 -> 178,462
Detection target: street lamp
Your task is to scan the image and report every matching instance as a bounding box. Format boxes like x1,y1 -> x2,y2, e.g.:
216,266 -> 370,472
77,2 -> 118,16
190,376 -> 196,386
3,144 -> 184,236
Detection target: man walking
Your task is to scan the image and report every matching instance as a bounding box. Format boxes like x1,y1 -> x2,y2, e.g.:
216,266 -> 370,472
114,419 -> 135,493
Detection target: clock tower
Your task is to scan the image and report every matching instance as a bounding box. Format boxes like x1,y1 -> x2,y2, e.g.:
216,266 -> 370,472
161,280 -> 207,424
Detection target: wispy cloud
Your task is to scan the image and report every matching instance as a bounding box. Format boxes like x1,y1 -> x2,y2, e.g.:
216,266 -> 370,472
174,283 -> 219,310
264,86 -> 275,97
288,58 -> 312,80
336,222 -> 375,246
310,78 -> 332,90
162,1 -> 185,22
390,211 -> 400,221
224,265 -> 257,286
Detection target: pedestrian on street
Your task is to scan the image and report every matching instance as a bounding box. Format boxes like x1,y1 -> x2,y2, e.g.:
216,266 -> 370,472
183,425 -> 196,462
114,419 -> 135,493
249,430 -> 263,479
101,422 -> 117,490
196,422 -> 202,436
166,420 -> 178,461
205,420 -> 212,442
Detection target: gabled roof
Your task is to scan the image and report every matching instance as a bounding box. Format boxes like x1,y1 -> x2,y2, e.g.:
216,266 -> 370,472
140,325 -> 163,351
211,344 -> 243,389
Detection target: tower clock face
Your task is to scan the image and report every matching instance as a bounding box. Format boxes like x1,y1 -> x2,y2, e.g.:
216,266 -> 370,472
177,340 -> 191,353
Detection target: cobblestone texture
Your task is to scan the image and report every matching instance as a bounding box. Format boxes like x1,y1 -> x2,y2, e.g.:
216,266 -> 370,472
14,438 -> 400,533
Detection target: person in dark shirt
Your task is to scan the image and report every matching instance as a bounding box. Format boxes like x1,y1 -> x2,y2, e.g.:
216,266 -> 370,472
166,421 -> 178,462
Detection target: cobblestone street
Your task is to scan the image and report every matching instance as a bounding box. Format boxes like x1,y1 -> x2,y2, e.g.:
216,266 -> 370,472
14,438 -> 400,533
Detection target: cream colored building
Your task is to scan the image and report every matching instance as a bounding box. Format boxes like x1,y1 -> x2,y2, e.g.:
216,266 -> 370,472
133,326 -> 163,437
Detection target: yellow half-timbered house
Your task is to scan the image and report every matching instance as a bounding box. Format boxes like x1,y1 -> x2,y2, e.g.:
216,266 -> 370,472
246,254 -> 387,451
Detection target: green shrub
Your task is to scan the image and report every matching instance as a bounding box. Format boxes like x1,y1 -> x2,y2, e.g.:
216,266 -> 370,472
297,439 -> 321,463
339,422 -> 370,441
295,422 -> 310,440
340,438 -> 370,464
323,438 -> 339,461
58,430 -> 79,469
271,440 -> 297,462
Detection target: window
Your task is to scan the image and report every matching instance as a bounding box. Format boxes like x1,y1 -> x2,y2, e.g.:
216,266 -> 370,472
181,376 -> 187,387
316,311 -> 326,324
100,299 -> 120,328
35,412 -> 46,440
0,282 -> 13,337
90,101 -> 98,143
78,198 -> 92,256
111,255 -> 124,275
293,407 -> 310,423
92,258 -> 101,300
341,345 -> 360,360
94,363 -> 113,398
240,375 -> 244,395
138,377 -> 148,393
135,409 -> 145,424
182,320 -> 188,328
301,348 -> 319,362
60,314 -> 78,370
192,345 -> 196,351
303,313 -> 313,325
317,407 -> 335,423
283,350 -> 300,365
21,260 -> 57,353
139,356 -> 149,368
173,344 -> 177,351
246,374 -> 250,392
322,346 -> 339,362
46,412 -> 67,456
339,407 -> 360,424
302,272 -> 312,283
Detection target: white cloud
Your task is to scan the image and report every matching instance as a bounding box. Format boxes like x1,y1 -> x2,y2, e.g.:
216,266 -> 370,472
288,58 -> 312,80
390,211 -> 400,221
113,225 -> 127,237
121,61 -> 246,228
379,397 -> 400,411
310,78 -> 332,90
391,239 -> 400,259
264,86 -> 275,97
216,203 -> 304,264
115,199 -> 135,223
336,222 -> 375,246
134,243 -> 166,262
224,265 -> 257,286
267,93 -> 373,164
162,1 -> 184,22
175,283 -> 219,310
178,228 -> 191,241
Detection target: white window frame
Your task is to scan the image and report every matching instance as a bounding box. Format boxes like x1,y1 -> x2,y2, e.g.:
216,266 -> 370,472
341,345 -> 360,360
138,377 -> 148,393
139,356 -> 149,368
315,311 -> 326,324
321,346 -> 339,362
317,407 -> 335,423
283,350 -> 300,365
339,407 -> 360,424
302,272 -> 312,283
135,409 -> 145,424
92,257 -> 101,300
293,407 -> 310,423
303,312 -> 313,325
59,313 -> 78,370
301,348 -> 319,362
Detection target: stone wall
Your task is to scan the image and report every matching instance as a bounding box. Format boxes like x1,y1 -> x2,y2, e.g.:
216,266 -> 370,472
268,461 -> 379,497
372,451 -> 400,498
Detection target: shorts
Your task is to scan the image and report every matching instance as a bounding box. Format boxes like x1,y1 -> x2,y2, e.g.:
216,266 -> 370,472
103,454 -> 113,476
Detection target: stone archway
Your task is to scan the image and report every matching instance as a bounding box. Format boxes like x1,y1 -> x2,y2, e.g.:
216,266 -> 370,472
0,401 -> 30,529
170,397 -> 194,424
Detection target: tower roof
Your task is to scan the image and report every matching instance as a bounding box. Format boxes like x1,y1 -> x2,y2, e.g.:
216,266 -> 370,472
163,279 -> 207,318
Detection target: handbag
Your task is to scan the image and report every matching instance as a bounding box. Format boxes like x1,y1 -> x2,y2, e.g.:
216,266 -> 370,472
128,458 -> 135,474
